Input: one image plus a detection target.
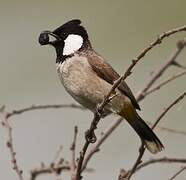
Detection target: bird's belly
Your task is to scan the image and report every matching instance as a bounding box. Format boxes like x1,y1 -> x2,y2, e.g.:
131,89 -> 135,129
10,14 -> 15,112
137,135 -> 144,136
56,58 -> 128,113
56,58 -> 108,111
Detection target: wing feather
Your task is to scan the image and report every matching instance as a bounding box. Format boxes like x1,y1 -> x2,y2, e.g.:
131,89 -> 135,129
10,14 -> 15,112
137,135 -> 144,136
87,52 -> 140,110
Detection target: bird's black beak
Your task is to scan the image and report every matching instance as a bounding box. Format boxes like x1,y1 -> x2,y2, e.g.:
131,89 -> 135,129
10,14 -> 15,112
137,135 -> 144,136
38,31 -> 61,45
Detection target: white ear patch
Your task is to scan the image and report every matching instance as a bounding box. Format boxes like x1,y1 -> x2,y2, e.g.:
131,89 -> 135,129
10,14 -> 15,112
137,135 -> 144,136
63,34 -> 83,56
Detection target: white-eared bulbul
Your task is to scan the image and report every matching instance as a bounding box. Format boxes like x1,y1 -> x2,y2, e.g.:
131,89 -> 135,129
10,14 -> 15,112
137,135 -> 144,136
38,19 -> 164,154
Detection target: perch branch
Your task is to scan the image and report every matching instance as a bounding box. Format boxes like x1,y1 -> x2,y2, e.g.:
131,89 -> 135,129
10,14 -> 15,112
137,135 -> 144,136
82,117 -> 123,170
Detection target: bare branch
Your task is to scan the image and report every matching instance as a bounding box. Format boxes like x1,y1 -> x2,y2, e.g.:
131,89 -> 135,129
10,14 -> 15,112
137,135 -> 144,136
147,122 -> 186,136
52,145 -> 63,164
152,91 -> 186,129
6,104 -> 84,119
30,163 -> 93,180
137,37 -> 186,102
30,164 -> 70,180
169,166 -> 186,180
145,70 -> 186,96
171,61 -> 186,69
136,157 -> 186,172
70,126 -> 78,180
119,157 -> 186,179
1,111 -> 24,180
157,126 -> 186,136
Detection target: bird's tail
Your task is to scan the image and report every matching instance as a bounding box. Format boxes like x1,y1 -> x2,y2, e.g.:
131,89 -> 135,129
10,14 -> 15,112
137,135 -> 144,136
119,109 -> 164,154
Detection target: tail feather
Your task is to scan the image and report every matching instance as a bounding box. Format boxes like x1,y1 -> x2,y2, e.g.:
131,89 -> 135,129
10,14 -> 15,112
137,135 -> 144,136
120,110 -> 164,154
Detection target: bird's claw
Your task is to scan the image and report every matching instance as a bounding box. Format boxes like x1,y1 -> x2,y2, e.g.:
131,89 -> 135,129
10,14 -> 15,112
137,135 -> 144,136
85,130 -> 97,143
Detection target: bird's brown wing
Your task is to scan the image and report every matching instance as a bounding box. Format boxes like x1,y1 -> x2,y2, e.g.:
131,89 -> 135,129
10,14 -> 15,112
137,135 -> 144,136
87,53 -> 140,110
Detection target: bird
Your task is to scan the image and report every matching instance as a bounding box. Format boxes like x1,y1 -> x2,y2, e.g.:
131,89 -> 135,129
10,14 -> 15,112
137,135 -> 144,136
38,19 -> 164,154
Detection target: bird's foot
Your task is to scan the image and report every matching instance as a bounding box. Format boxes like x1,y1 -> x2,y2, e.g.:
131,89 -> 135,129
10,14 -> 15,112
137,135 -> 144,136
95,104 -> 102,118
85,130 -> 97,143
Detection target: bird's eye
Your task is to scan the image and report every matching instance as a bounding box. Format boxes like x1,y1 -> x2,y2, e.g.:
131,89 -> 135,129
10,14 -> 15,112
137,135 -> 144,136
62,32 -> 67,37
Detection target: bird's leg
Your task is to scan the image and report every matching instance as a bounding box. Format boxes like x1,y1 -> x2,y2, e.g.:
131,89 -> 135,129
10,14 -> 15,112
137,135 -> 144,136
85,104 -> 105,143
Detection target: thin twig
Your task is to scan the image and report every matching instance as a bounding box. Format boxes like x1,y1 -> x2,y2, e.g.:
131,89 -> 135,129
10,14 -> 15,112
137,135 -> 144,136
6,104 -> 84,118
157,126 -> 186,136
1,111 -> 24,180
137,37 -> 186,101
147,122 -> 186,136
152,91 -> 186,129
119,158 -> 186,179
146,70 -> 186,95
30,163 -> 93,180
52,145 -> 63,164
123,143 -> 145,180
136,157 -> 186,172
70,126 -> 78,180
169,165 -> 186,180
30,164 -> 70,180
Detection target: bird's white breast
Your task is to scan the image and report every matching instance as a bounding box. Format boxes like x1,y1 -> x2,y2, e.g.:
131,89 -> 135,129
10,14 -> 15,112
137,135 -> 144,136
56,55 -> 93,98
56,55 -> 90,79
56,55 -> 109,111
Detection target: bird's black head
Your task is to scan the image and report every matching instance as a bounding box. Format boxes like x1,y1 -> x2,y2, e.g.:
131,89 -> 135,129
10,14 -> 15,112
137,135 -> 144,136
39,19 -> 91,63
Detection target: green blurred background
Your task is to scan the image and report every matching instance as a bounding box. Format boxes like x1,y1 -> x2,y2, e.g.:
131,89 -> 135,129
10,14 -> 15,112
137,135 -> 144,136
0,0 -> 186,179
